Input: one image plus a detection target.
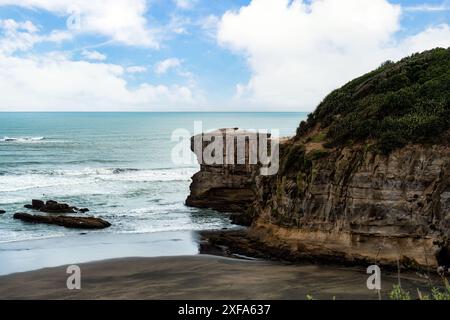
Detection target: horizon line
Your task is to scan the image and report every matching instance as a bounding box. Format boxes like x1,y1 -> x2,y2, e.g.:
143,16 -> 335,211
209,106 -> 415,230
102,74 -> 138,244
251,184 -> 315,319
0,110 -> 311,113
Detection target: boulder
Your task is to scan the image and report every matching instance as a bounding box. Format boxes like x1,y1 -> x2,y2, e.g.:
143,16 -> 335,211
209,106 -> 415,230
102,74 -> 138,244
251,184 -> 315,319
24,199 -> 76,213
31,199 -> 45,209
230,212 -> 254,227
41,200 -> 75,213
24,200 -> 90,214
13,212 -> 111,229
0,209 -> 5,214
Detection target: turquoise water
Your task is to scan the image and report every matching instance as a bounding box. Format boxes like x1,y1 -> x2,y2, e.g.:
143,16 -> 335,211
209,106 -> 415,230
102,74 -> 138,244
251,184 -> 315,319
0,113 -> 306,243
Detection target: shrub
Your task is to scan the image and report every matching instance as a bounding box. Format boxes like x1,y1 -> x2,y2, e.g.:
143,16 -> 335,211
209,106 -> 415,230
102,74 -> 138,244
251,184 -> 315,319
389,285 -> 411,300
296,48 -> 450,154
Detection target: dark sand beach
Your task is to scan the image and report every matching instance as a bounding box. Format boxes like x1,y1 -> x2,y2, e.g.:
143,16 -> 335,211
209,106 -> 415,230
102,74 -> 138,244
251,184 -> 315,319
0,254 -> 436,300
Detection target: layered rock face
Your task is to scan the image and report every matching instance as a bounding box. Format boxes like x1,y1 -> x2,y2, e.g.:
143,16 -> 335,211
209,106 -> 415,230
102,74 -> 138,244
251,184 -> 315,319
186,164 -> 255,213
250,142 -> 449,268
188,134 -> 450,268
185,129 -> 265,225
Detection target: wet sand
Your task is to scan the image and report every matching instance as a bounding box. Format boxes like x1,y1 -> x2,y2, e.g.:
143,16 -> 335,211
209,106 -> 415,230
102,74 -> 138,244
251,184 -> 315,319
0,254 -> 435,300
0,231 -> 199,276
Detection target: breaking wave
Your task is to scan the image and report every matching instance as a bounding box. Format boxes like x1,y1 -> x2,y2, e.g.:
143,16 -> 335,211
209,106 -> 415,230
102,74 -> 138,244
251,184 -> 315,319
0,167 -> 197,193
0,136 -> 45,143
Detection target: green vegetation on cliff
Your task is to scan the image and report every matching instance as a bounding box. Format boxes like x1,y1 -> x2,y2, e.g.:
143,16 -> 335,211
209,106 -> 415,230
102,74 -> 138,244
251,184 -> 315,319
297,48 -> 450,154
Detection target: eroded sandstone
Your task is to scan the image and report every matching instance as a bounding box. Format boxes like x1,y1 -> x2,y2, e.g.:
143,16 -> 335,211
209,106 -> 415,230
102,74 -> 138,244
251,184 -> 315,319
188,133 -> 450,269
250,143 -> 449,268
185,129 -> 267,225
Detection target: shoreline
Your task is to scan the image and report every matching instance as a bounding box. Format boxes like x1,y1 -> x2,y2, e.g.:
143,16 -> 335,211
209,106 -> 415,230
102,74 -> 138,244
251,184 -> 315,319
0,254 -> 437,300
0,229 -> 444,300
0,230 -> 200,276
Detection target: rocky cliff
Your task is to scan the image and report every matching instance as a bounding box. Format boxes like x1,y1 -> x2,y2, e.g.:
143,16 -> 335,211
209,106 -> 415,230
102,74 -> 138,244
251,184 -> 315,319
185,129 -> 265,225
187,48 -> 450,269
249,141 -> 449,268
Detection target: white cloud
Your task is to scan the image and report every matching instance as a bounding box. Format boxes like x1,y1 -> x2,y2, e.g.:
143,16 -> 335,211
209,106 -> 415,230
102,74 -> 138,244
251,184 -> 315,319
0,0 -> 157,47
398,24 -> 450,54
0,53 -> 197,110
218,0 -> 450,110
0,19 -> 38,33
81,49 -> 106,61
46,30 -> 73,42
0,19 -> 71,54
164,14 -> 192,36
404,2 -> 450,12
0,19 -> 199,111
155,58 -> 181,74
174,0 -> 197,10
126,66 -> 147,73
200,15 -> 219,39
0,19 -> 41,54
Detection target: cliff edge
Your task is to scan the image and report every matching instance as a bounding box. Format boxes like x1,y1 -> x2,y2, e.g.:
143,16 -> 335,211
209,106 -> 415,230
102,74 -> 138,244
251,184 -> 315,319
187,48 -> 450,269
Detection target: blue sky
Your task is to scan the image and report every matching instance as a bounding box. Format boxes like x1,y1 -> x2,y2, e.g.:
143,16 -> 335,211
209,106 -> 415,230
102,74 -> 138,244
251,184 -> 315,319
0,0 -> 449,111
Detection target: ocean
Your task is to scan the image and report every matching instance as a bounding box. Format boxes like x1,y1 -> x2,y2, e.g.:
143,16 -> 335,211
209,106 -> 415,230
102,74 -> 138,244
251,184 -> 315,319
0,112 -> 306,244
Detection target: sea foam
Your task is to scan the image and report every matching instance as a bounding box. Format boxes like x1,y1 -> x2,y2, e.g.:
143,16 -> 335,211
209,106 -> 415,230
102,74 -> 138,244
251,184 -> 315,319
0,167 -> 197,192
0,136 -> 45,143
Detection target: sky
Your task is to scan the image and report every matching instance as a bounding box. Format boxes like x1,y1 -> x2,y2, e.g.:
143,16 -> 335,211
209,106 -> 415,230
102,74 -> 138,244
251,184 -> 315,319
0,0 -> 449,112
